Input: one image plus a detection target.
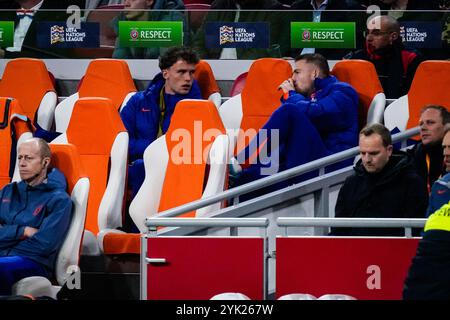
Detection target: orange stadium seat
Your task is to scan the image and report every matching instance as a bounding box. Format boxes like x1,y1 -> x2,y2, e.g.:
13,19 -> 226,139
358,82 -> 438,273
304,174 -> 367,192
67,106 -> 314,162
12,144 -> 90,299
98,99 -> 229,255
52,98 -> 128,255
54,59 -> 136,134
384,60 -> 450,135
0,58 -> 57,131
194,60 -> 221,108
219,58 -> 293,156
0,97 -> 33,189
331,59 -> 385,128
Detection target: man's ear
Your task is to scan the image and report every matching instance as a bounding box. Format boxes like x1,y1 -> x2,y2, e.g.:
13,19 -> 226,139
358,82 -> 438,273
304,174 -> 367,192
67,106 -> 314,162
43,157 -> 50,169
313,68 -> 320,79
162,68 -> 169,80
387,145 -> 393,157
390,31 -> 399,42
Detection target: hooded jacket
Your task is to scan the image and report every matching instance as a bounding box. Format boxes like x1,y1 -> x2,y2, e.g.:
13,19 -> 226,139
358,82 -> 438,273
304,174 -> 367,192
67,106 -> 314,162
234,75 -> 358,193
0,168 -> 72,271
282,75 -> 359,155
331,152 -> 428,236
120,72 -> 202,161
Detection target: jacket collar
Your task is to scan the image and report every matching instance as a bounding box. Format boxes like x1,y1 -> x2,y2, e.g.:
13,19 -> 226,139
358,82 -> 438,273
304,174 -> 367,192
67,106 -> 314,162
313,75 -> 337,93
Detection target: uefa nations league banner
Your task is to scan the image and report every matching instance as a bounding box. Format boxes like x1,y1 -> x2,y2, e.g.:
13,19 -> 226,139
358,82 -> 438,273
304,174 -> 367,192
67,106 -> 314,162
399,22 -> 442,49
205,22 -> 270,48
37,22 -> 100,48
0,21 -> 14,47
291,22 -> 356,49
118,21 -> 183,47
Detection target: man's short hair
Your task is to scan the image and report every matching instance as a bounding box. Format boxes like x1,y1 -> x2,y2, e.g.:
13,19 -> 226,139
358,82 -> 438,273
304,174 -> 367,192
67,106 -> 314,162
294,53 -> 330,77
374,15 -> 400,33
359,123 -> 392,147
159,47 -> 200,70
38,139 -> 51,159
444,123 -> 450,136
28,138 -> 51,159
22,138 -> 51,159
421,105 -> 450,125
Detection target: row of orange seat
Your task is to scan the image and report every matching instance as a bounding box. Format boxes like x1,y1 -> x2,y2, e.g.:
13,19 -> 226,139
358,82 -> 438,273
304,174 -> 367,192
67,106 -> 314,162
2,56 -> 449,298
1,57 -> 449,257
0,58 -> 224,258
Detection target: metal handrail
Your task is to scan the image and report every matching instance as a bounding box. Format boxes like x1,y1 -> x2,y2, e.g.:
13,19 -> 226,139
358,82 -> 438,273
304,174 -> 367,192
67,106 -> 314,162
277,217 -> 426,238
277,217 -> 426,228
146,217 -> 269,228
154,127 -> 419,219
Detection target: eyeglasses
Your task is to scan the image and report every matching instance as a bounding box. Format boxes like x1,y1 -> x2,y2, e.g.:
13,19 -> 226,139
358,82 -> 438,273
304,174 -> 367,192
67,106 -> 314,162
363,30 -> 393,38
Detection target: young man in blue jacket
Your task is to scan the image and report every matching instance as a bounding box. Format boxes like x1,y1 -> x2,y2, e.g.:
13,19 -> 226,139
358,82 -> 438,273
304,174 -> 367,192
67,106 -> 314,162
0,138 -> 72,296
120,47 -> 202,199
231,53 -> 359,192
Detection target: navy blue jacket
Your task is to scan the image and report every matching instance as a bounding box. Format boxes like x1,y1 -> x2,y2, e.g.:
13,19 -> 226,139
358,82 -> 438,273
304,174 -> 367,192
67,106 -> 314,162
427,173 -> 450,217
282,76 -> 359,154
0,168 -> 72,270
234,76 -> 359,193
120,73 -> 202,161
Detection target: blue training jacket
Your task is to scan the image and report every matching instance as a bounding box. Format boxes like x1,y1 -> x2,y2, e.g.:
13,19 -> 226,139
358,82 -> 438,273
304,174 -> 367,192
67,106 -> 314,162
120,73 -> 202,162
0,168 -> 72,270
427,172 -> 450,217
282,75 -> 359,154
234,75 -> 359,191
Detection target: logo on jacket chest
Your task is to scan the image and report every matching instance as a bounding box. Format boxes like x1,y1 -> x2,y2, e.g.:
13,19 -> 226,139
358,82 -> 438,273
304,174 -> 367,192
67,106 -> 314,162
32,204 -> 44,217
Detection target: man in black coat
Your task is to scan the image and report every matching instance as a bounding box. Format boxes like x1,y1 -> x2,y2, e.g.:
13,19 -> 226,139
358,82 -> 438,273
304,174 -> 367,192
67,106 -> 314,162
330,123 -> 428,236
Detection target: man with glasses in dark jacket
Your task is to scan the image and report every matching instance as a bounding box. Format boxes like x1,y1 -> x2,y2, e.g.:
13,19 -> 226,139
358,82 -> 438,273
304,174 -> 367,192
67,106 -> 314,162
344,15 -> 423,99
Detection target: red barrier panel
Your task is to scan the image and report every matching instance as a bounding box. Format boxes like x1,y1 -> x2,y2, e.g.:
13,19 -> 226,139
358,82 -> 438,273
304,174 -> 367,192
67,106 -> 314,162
276,237 -> 420,300
145,237 -> 265,300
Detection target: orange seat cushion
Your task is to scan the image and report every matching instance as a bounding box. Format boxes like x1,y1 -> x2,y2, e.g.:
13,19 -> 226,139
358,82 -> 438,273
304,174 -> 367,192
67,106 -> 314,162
0,98 -> 31,189
0,58 -> 55,123
78,59 -> 136,110
49,144 -> 87,194
159,99 -> 225,217
194,60 -> 220,100
406,61 -> 450,131
236,58 -> 292,155
102,233 -> 141,255
66,97 -> 126,234
332,59 -> 383,128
